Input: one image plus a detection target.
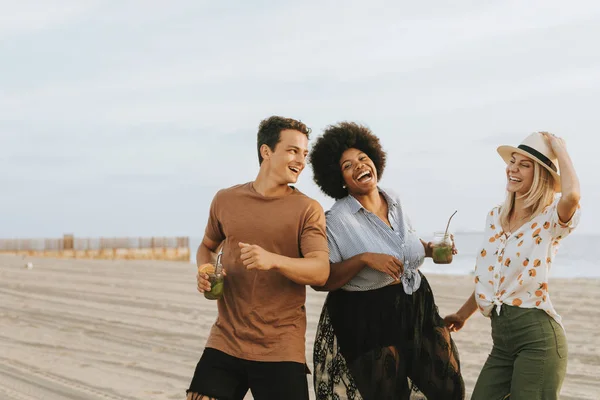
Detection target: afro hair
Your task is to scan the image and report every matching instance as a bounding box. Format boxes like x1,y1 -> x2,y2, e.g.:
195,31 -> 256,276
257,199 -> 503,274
309,122 -> 386,199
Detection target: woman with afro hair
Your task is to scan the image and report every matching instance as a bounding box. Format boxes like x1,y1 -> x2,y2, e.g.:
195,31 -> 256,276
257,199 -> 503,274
309,122 -> 465,400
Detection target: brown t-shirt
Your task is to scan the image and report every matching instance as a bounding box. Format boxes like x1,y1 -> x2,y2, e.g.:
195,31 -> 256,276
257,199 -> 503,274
203,182 -> 328,364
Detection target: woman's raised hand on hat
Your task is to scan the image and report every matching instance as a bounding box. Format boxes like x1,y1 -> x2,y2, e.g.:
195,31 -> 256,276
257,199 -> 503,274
539,131 -> 567,155
539,132 -> 581,221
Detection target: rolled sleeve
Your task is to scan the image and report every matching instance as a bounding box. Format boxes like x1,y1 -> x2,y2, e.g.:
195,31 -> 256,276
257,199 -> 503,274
299,201 -> 329,257
549,198 -> 581,238
204,191 -> 225,243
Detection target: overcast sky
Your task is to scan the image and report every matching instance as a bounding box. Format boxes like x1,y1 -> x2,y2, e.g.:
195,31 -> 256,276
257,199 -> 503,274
1,0 -> 599,239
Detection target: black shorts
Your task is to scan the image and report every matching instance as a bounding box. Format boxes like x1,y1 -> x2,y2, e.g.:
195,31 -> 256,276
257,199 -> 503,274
187,348 -> 309,400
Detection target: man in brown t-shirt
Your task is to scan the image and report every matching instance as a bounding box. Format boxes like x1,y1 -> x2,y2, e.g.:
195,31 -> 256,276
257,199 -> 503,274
186,116 -> 329,400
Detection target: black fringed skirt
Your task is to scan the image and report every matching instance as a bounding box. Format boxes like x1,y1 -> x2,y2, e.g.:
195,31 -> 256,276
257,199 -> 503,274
313,272 -> 465,400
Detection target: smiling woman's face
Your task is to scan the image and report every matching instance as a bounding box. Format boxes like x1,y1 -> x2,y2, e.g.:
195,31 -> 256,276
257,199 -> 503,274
506,152 -> 535,194
340,148 -> 378,196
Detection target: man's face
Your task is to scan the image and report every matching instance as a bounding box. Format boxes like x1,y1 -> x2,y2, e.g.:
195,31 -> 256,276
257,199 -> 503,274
263,129 -> 309,185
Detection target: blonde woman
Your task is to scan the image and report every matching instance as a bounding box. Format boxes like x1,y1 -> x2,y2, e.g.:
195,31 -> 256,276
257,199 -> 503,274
444,132 -> 581,400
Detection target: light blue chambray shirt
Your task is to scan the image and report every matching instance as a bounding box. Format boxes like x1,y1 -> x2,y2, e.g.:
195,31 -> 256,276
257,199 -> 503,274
326,188 -> 425,294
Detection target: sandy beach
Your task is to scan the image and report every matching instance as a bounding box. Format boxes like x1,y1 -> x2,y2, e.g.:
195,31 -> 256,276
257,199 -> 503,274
0,255 -> 598,400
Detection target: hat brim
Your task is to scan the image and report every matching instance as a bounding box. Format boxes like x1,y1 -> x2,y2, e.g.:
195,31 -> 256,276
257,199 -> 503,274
497,145 -> 561,192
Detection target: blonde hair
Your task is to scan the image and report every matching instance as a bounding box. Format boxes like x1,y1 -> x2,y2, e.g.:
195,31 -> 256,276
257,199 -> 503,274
499,161 -> 556,228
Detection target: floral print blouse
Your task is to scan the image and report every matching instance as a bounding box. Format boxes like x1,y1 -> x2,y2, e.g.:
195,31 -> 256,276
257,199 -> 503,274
474,196 -> 581,328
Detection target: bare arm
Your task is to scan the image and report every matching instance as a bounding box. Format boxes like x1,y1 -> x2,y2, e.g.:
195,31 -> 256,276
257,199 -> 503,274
312,252 -> 404,292
456,291 -> 478,319
238,243 -> 329,286
312,254 -> 369,292
272,250 -> 330,286
541,133 -> 581,223
196,235 -> 221,266
444,291 -> 478,331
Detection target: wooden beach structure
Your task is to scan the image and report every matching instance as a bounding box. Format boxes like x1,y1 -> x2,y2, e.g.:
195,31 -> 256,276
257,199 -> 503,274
0,234 -> 190,261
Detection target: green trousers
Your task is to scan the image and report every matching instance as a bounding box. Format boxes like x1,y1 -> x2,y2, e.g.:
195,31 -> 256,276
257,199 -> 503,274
471,305 -> 567,400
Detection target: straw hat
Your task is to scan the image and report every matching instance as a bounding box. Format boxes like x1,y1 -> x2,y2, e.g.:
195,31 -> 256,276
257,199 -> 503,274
497,132 -> 561,192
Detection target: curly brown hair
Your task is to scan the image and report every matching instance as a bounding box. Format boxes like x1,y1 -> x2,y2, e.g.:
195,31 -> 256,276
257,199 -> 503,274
309,122 -> 387,199
257,116 -> 311,165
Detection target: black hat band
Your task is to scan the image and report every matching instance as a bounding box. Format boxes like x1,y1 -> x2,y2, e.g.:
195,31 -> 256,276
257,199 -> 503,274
518,144 -> 557,172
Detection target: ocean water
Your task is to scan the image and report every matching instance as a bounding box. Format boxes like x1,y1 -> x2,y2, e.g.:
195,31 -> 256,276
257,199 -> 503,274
419,231 -> 598,278
189,231 -> 598,278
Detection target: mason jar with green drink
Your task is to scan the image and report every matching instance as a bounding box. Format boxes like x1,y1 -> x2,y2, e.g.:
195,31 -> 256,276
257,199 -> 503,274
198,251 -> 225,300
431,232 -> 453,264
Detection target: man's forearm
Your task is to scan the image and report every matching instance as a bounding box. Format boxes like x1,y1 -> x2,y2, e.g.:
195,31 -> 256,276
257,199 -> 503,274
273,252 -> 330,286
196,243 -> 217,266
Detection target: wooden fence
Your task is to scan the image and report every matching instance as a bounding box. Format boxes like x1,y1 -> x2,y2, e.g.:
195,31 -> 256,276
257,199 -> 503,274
0,234 -> 190,261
